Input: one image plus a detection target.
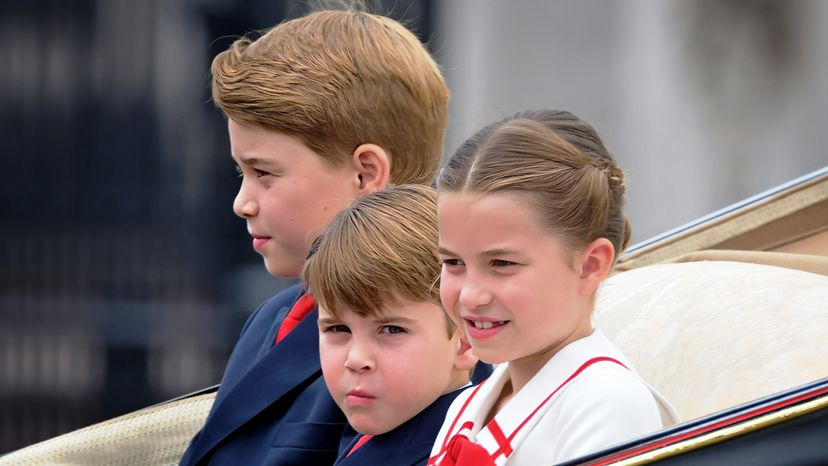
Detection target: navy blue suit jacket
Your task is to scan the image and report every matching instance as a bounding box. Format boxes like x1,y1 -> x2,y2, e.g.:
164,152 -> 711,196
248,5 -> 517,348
181,284 -> 491,465
335,388 -> 465,466
181,285 -> 351,465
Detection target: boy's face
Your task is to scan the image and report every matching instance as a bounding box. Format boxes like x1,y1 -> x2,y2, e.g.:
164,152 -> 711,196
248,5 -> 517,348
229,120 -> 360,278
318,300 -> 468,436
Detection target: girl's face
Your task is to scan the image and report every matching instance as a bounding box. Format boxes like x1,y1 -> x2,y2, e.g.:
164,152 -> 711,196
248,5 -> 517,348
438,191 -> 593,369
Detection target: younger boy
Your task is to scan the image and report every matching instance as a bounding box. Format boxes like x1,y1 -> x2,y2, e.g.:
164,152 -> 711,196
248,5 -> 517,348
181,8 -> 459,466
303,185 -> 477,466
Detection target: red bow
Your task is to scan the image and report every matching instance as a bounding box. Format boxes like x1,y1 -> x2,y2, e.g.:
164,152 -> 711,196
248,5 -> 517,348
439,434 -> 496,466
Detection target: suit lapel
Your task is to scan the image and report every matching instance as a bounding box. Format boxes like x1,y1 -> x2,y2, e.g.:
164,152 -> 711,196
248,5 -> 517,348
340,390 -> 464,465
189,308 -> 322,462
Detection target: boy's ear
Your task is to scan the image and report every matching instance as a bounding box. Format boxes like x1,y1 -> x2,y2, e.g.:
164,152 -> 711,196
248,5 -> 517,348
351,143 -> 391,193
453,336 -> 478,372
577,238 -> 615,295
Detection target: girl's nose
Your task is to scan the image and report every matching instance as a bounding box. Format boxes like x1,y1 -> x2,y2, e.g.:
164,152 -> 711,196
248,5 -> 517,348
458,280 -> 493,310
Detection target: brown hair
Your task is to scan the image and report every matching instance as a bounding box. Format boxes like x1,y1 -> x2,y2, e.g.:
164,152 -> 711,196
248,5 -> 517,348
438,109 -> 630,262
211,9 -> 449,185
302,184 -> 454,335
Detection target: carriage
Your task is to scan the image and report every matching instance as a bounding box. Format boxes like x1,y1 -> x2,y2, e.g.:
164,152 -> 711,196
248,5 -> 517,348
2,167 -> 827,465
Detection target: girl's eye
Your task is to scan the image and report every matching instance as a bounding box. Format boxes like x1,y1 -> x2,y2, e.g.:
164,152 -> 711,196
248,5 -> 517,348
254,169 -> 270,178
491,259 -> 517,268
441,259 -> 464,267
234,165 -> 243,178
325,325 -> 350,334
380,325 -> 407,335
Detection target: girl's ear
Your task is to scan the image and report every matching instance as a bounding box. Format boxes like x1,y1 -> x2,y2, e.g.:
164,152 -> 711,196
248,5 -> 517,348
453,335 -> 478,372
577,238 -> 615,295
351,143 -> 391,193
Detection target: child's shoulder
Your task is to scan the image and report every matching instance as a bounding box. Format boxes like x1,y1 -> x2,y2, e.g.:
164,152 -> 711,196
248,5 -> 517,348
540,331 -> 663,429
525,361 -> 662,463
405,386 -> 470,437
555,331 -> 657,413
560,361 -> 657,411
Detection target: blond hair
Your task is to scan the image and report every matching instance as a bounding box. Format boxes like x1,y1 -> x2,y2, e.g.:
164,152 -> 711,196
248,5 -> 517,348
211,9 -> 449,185
302,184 -> 454,335
438,109 -> 630,262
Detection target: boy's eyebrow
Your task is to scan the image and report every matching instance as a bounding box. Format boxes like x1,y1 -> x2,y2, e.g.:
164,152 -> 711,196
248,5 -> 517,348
438,246 -> 456,256
374,315 -> 418,325
235,155 -> 283,168
317,317 -> 341,326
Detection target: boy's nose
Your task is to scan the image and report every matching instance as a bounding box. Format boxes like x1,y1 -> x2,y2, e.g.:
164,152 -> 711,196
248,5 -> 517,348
344,342 -> 375,373
233,182 -> 258,218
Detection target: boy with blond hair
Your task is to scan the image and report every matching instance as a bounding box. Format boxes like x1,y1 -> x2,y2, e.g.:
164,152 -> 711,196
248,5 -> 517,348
181,8 -> 493,466
304,184 -> 477,466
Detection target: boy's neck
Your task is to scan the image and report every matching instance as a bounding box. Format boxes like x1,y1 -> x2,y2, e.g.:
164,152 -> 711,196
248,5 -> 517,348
444,373 -> 471,396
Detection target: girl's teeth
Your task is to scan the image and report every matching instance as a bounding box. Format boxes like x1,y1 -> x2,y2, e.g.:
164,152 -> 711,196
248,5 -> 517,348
474,321 -> 495,329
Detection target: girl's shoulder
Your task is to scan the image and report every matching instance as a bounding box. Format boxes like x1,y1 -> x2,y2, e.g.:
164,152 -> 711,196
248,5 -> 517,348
559,361 -> 657,410
530,335 -> 663,433
516,363 -> 662,464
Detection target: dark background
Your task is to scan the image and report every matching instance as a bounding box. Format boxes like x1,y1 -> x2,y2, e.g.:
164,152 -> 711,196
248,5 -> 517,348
0,0 -> 433,453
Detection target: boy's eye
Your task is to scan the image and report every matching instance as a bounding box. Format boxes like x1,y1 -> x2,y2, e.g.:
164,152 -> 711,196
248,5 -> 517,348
234,165 -> 243,178
324,325 -> 351,334
491,259 -> 517,268
380,325 -> 407,335
254,168 -> 270,178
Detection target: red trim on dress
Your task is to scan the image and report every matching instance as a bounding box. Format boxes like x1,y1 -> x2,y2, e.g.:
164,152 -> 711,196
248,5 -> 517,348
488,419 -> 513,460
508,357 -> 627,442
429,356 -> 627,465
427,381 -> 487,466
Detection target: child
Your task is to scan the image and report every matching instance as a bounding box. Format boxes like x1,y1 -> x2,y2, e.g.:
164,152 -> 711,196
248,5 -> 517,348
303,184 -> 478,466
428,110 -> 678,466
180,8 -> 471,466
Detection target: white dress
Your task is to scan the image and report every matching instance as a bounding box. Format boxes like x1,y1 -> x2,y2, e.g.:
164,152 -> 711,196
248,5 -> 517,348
428,330 -> 678,466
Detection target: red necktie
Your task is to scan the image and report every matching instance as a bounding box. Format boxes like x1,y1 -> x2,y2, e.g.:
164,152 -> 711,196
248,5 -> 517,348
274,293 -> 315,344
345,434 -> 373,457
440,434 -> 496,466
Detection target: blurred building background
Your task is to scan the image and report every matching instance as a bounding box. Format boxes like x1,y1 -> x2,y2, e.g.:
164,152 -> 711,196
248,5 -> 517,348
0,0 -> 825,454
436,0 -> 827,238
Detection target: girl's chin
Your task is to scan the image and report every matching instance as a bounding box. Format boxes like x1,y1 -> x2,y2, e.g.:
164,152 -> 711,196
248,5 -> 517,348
471,350 -> 511,366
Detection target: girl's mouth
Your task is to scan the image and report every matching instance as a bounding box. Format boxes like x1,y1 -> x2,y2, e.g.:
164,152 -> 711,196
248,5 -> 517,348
465,318 -> 509,339
471,320 -> 506,329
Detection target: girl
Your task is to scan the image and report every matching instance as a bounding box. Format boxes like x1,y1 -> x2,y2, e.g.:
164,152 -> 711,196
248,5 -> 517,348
429,110 -> 677,466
